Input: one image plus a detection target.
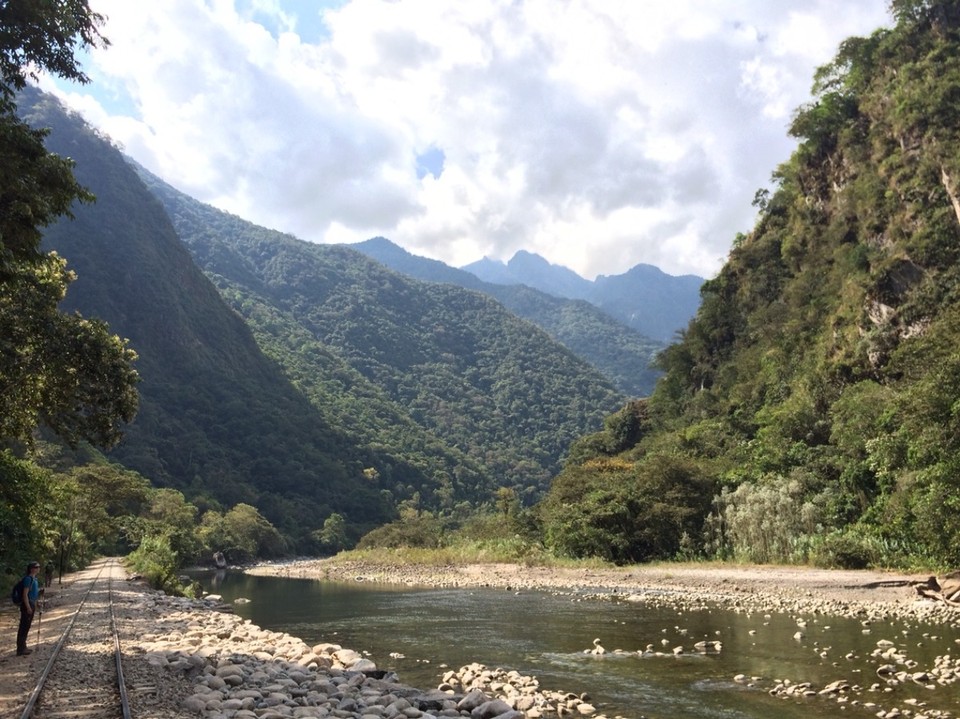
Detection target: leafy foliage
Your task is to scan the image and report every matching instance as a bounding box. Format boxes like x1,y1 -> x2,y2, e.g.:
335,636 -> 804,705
355,503 -> 544,563
0,442 -> 291,592
0,450 -> 51,576
127,533 -> 179,594
196,503 -> 286,563
357,514 -> 449,550
0,254 -> 138,447
541,1 -> 960,568
0,4 -> 137,451
50,461 -> 151,571
0,0 -> 106,101
539,454 -> 715,564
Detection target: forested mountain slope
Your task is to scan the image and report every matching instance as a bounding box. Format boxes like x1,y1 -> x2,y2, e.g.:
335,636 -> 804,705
21,87 -> 622,548
20,88 -> 396,543
133,165 -> 625,503
463,251 -> 704,343
351,238 -> 663,398
540,1 -> 960,568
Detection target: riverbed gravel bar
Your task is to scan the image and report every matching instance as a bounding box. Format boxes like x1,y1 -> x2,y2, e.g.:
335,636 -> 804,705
248,559 -> 952,622
1,559 -> 613,718
247,559 -> 960,718
3,559 -> 959,719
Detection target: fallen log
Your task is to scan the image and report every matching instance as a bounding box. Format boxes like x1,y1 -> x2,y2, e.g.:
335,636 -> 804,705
913,570 -> 960,607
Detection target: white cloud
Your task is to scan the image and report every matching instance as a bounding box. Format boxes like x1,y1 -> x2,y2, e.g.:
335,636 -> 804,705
46,0 -> 892,279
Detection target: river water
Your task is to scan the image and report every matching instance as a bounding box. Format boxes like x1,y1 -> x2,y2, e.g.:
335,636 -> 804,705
192,570 -> 960,719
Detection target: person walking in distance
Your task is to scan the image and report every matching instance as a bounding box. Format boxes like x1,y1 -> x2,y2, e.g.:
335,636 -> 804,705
16,561 -> 41,656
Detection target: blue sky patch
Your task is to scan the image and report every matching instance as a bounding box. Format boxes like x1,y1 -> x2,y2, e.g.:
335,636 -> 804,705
415,146 -> 445,180
240,0 -> 347,43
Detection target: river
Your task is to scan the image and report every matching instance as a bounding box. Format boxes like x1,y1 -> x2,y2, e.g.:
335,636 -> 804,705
192,569 -> 960,719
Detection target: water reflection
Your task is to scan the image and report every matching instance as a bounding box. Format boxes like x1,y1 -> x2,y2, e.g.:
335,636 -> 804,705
191,570 -> 960,719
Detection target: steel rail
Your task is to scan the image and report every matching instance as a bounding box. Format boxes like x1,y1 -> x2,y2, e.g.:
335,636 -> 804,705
19,558 -> 132,719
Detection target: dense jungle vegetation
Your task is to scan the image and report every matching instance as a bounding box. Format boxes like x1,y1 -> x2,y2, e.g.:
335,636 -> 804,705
7,0 -> 960,590
349,237 -> 669,398
532,0 -> 960,570
11,88 -> 624,576
134,170 -> 625,502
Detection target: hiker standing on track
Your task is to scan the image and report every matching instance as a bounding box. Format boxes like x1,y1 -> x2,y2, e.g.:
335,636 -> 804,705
16,561 -> 41,656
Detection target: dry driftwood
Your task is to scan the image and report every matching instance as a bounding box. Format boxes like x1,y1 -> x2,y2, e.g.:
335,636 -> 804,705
913,570 -> 960,607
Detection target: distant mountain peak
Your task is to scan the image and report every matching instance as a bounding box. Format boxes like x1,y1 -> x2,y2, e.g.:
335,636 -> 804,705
507,250 -> 587,278
353,237 -> 410,258
460,249 -> 703,342
356,240 -> 703,343
360,236 -> 395,249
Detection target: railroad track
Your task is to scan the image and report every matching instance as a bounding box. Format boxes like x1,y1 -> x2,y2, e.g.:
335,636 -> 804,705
18,557 -> 131,719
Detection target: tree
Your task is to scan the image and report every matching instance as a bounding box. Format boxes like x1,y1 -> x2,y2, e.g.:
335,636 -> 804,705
58,463 -> 151,554
1,0 -> 108,264
888,0 -> 960,29
0,450 -> 52,569
0,0 -> 138,448
1,254 -> 139,446
133,488 -> 200,562
221,503 -> 284,561
315,512 -> 348,554
0,1 -> 107,97
539,455 -> 715,564
494,487 -> 519,517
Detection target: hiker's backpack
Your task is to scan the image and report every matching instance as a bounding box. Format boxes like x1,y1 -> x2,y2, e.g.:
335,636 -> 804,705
10,578 -> 22,605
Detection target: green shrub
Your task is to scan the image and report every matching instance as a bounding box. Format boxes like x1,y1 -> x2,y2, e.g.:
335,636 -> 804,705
127,533 -> 180,593
539,455 -> 715,564
708,476 -> 823,563
0,451 -> 53,575
356,514 -> 449,549
809,530 -> 880,569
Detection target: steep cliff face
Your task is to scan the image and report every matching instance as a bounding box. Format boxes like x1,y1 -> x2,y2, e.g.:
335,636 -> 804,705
543,2 -> 960,566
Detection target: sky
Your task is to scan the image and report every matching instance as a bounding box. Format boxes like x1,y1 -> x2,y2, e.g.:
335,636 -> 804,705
41,0 -> 893,280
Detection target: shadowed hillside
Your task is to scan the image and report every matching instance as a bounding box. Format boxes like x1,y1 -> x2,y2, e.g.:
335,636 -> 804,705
20,89 -> 398,543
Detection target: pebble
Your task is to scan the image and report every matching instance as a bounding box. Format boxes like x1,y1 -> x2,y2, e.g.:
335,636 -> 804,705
240,560 -> 960,719
121,589 -> 613,719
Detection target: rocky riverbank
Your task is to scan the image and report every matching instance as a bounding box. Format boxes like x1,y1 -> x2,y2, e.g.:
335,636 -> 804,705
132,588 -> 606,718
6,559 -> 958,719
0,561 -> 613,719
238,559 -> 960,719
247,558 -> 949,623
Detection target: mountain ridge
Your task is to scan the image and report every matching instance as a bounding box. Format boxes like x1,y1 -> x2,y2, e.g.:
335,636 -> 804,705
21,88 -> 394,542
22,88 -> 625,547
131,158 -> 626,502
350,237 -> 664,398
461,250 -> 703,342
